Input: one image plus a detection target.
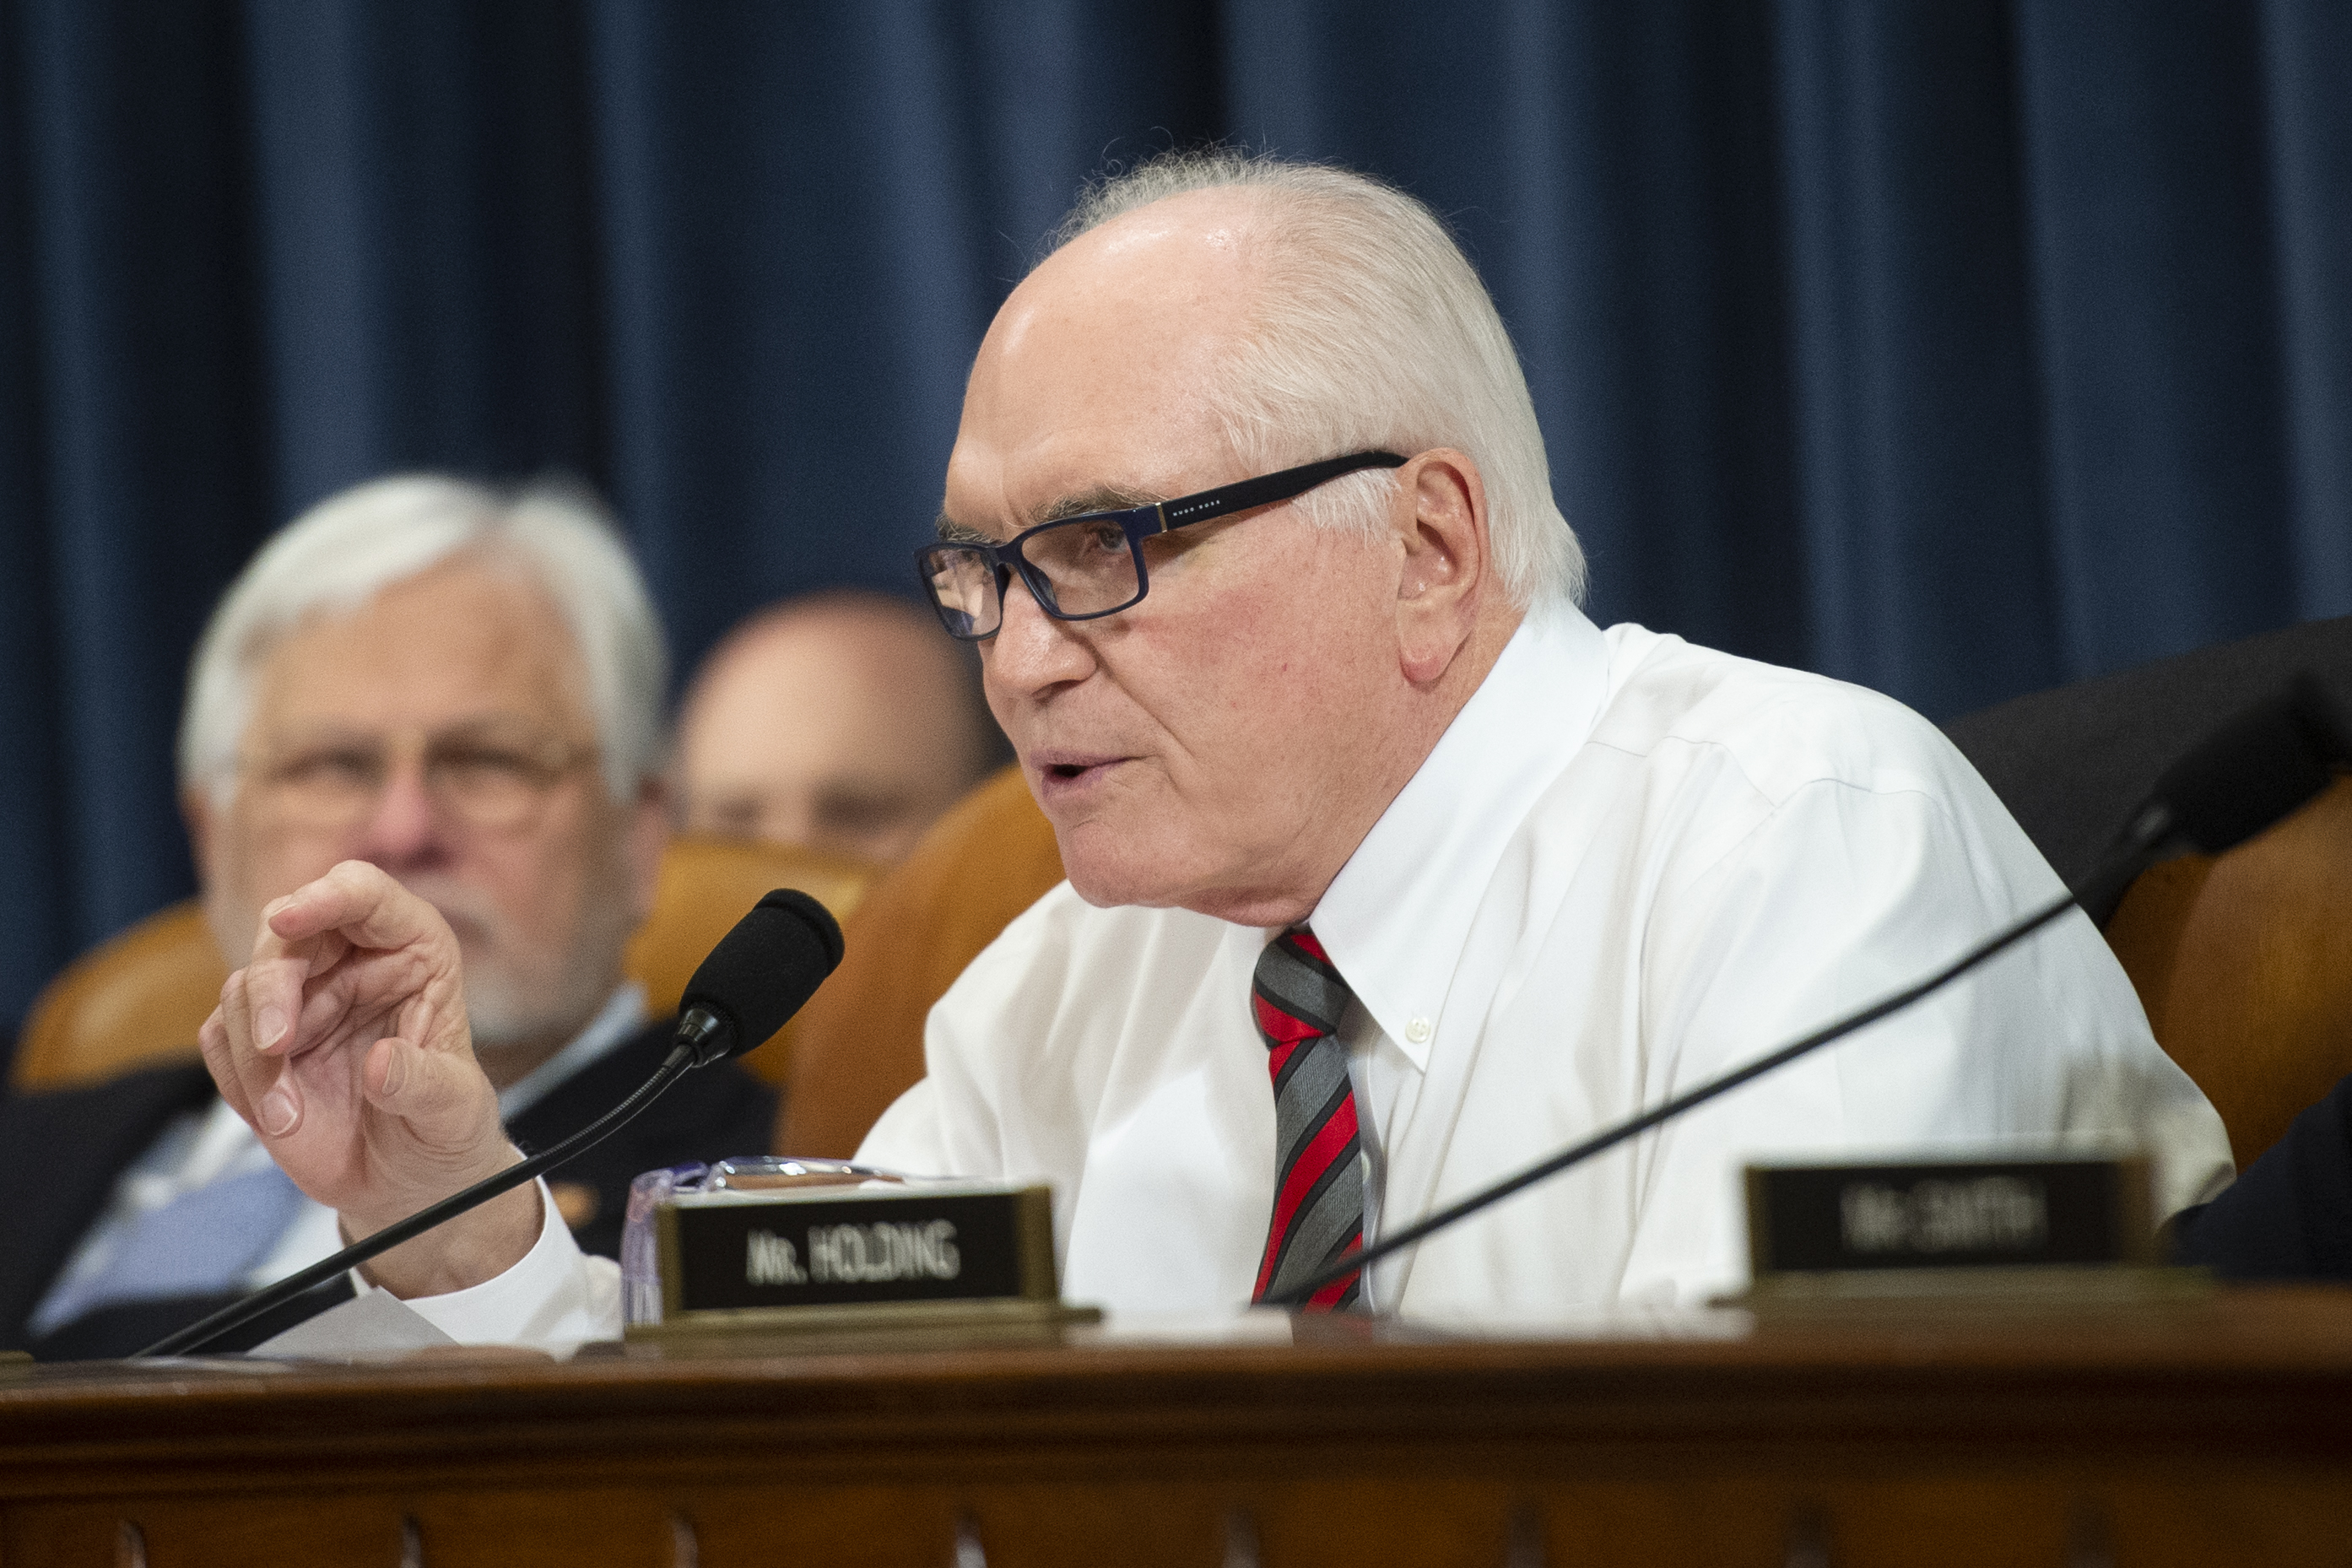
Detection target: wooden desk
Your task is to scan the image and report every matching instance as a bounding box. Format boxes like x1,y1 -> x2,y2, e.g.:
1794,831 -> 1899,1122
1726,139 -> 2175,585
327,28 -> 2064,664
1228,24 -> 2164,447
5,1288 -> 2352,1567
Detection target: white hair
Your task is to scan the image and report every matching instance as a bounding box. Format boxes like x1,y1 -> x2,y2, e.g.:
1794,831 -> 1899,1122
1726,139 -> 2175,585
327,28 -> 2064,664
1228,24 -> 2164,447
1049,149 -> 1586,609
179,474 -> 668,806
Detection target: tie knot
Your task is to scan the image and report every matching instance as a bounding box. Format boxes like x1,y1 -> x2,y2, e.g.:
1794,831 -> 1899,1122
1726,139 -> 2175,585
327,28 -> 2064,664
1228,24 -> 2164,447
1251,925 -> 1352,1047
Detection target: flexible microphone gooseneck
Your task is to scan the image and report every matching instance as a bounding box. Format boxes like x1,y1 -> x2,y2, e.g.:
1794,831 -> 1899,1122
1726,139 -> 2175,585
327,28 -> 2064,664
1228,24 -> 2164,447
138,889 -> 844,1358
1269,673 -> 2352,1307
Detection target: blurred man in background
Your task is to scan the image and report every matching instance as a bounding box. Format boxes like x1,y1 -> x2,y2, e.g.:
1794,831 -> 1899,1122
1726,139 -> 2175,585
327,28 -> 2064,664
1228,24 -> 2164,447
0,475 -> 776,1360
673,590 -> 1001,864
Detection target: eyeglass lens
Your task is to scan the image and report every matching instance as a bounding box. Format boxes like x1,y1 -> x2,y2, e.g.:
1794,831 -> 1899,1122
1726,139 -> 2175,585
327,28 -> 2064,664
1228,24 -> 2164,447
1018,517 -> 1143,615
926,515 -> 1144,638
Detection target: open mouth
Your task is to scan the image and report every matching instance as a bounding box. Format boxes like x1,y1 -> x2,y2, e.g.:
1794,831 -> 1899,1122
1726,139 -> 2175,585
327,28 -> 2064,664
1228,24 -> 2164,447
1033,753 -> 1124,791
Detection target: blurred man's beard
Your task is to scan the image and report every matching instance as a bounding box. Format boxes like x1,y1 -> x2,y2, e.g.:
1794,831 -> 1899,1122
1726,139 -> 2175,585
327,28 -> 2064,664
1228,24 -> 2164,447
400,873 -> 635,1052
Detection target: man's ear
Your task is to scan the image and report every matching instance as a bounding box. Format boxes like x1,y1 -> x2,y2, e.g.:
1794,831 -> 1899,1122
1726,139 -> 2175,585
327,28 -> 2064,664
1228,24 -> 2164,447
1391,449 -> 1490,686
624,776 -> 671,925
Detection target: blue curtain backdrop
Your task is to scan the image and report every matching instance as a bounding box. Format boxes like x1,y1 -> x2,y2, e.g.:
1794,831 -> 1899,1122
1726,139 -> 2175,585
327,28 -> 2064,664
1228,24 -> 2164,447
2,0 -> 2349,1038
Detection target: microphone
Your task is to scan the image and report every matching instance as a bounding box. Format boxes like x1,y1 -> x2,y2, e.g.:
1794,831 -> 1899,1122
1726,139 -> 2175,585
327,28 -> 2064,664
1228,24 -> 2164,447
1270,673 -> 2352,1307
138,889 -> 845,1358
673,889 -> 846,1066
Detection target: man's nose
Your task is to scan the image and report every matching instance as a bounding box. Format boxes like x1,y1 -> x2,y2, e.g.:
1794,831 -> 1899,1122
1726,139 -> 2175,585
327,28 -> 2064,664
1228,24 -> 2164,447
987,575 -> 1096,697
757,789 -> 819,851
353,755 -> 446,865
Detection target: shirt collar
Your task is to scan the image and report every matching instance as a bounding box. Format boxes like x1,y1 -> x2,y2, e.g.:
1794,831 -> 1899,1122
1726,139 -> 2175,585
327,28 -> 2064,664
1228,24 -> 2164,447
1309,604 -> 1611,1069
496,982 -> 650,1121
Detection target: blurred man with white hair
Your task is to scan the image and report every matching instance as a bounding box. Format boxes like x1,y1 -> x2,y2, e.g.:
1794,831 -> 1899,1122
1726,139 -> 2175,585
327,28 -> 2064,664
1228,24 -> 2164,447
0,476 -> 777,1360
197,153 -> 2229,1337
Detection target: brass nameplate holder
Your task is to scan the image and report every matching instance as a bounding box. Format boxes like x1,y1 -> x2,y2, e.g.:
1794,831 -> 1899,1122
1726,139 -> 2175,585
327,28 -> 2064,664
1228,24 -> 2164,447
1728,1154 -> 2209,1313
629,1177 -> 1096,1340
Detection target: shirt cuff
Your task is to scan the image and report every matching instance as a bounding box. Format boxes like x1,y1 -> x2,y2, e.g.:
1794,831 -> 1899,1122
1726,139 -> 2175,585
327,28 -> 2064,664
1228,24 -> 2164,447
350,1176 -> 622,1349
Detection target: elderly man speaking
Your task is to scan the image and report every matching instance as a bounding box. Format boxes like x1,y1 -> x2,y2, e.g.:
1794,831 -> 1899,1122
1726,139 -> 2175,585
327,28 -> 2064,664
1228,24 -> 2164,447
195,154 -> 2226,1335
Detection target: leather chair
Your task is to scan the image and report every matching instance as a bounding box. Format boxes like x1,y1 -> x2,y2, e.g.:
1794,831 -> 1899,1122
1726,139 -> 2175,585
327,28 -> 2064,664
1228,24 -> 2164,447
777,764 -> 1065,1157
12,835 -> 877,1095
1944,614 -> 2352,1167
2103,776 -> 2352,1168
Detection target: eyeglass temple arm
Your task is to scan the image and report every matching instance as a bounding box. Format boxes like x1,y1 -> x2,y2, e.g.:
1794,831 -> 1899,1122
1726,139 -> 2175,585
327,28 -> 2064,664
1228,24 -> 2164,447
1155,451 -> 1408,531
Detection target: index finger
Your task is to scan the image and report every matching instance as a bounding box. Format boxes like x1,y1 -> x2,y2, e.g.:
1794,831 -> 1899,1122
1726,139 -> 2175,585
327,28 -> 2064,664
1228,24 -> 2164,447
264,860 -> 450,955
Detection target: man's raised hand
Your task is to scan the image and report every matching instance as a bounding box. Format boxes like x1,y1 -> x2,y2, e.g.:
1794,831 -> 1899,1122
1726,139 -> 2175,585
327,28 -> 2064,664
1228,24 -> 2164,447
197,860 -> 540,1296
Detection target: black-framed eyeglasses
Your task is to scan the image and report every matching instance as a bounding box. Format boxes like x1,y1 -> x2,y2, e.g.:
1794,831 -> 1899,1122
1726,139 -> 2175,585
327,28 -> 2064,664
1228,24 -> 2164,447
915,450 -> 1408,641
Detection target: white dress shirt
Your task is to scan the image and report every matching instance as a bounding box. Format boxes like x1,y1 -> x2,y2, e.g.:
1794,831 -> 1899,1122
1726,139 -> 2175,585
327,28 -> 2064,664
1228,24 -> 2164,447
857,607 -> 2232,1317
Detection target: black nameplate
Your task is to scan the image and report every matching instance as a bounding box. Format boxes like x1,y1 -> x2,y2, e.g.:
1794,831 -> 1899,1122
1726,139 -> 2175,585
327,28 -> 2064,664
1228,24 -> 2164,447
657,1185 -> 1056,1317
1746,1157 -> 2154,1276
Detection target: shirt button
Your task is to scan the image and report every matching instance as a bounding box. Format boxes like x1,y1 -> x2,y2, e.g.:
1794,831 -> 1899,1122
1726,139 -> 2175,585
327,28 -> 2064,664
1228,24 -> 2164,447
1404,1016 -> 1433,1045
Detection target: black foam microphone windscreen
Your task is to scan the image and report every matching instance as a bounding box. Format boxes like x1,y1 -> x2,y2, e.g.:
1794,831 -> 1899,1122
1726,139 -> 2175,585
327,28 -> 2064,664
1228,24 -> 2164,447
677,889 -> 846,1065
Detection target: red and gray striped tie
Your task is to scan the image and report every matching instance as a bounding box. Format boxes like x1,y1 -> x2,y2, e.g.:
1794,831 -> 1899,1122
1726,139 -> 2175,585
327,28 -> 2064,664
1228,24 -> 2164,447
1249,926 -> 1365,1311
